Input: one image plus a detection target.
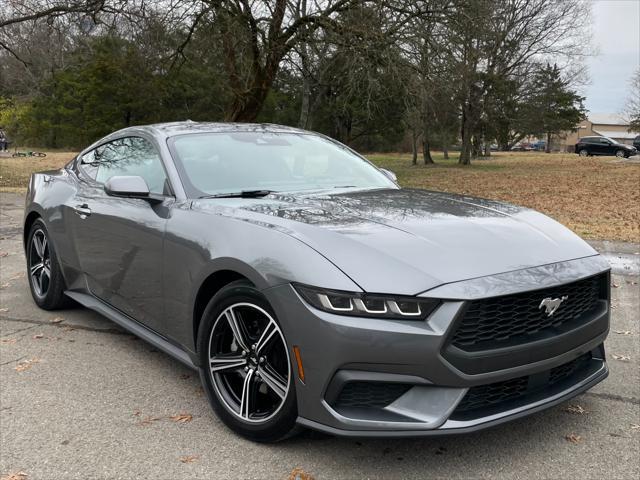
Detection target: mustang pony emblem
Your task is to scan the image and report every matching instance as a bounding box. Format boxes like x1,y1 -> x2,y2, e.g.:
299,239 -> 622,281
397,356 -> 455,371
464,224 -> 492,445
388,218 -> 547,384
539,296 -> 568,317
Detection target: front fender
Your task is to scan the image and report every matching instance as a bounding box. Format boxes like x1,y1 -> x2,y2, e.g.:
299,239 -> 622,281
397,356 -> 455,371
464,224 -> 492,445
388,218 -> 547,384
163,206 -> 361,352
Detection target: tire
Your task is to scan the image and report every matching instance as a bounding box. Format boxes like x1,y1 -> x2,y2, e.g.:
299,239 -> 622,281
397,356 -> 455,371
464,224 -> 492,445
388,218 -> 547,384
26,219 -> 69,310
197,280 -> 298,442
578,149 -> 589,157
614,150 -> 626,158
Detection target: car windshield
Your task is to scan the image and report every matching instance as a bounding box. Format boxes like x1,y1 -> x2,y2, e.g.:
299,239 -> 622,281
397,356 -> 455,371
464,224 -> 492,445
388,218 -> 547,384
169,132 -> 396,197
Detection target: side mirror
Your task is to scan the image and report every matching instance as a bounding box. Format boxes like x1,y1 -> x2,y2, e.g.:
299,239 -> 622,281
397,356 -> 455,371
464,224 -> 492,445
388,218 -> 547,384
104,175 -> 150,198
379,168 -> 397,182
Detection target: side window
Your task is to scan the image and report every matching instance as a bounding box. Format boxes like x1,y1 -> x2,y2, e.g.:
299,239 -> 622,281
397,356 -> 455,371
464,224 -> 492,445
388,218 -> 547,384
93,137 -> 168,195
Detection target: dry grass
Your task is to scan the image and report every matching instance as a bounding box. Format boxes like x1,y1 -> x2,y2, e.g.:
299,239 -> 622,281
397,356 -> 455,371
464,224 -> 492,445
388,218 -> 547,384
1,149 -> 638,242
0,151 -> 76,193
369,151 -> 640,242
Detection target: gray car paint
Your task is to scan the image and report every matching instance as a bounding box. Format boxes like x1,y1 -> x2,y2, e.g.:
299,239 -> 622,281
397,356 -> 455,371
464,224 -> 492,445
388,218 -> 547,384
23,122 -> 610,437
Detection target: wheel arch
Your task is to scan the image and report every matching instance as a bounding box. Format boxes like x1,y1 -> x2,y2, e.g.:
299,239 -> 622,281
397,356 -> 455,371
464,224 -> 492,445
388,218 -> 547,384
192,264 -> 263,351
23,210 -> 42,249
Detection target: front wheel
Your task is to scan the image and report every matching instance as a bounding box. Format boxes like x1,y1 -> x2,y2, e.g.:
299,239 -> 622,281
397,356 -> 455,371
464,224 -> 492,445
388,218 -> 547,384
615,149 -> 626,158
197,281 -> 298,442
578,149 -> 589,157
26,219 -> 69,309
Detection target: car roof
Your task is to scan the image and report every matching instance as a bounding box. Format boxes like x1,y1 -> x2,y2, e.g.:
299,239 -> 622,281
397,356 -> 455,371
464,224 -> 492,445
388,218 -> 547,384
117,121 -> 311,139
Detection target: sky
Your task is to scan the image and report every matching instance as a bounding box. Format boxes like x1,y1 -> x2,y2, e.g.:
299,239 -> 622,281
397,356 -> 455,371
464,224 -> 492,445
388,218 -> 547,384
583,0 -> 640,114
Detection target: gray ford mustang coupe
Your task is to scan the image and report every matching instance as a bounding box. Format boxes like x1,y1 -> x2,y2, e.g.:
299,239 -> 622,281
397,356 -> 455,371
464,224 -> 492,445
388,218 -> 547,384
24,122 -> 610,441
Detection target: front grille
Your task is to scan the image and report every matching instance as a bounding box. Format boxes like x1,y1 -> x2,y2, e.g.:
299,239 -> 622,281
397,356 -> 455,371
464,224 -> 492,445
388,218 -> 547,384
334,382 -> 411,408
453,353 -> 594,416
450,274 -> 605,351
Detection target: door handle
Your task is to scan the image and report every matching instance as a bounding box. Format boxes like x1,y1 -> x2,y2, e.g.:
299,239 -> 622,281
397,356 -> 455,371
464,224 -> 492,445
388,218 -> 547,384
74,204 -> 91,217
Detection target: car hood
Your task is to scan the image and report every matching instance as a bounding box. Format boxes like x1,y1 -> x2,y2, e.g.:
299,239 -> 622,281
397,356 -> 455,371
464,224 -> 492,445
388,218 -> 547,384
194,188 -> 598,295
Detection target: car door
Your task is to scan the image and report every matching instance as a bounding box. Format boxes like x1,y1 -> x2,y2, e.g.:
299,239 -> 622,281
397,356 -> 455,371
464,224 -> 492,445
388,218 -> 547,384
68,136 -> 172,333
596,138 -> 612,155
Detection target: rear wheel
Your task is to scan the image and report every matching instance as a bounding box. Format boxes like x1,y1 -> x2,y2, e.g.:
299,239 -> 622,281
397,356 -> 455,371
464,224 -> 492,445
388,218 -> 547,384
26,219 -> 69,309
578,149 -> 589,157
197,280 -> 298,442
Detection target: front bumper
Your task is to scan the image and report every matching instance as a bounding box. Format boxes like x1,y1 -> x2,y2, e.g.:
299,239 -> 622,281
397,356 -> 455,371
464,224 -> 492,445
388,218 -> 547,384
264,257 -> 610,437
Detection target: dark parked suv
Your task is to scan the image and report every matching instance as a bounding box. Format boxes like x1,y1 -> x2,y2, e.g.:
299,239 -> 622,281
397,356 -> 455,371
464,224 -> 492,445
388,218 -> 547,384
575,136 -> 636,158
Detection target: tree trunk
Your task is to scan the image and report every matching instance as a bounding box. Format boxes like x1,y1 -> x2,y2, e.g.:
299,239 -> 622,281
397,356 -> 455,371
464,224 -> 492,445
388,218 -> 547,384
411,130 -> 418,165
483,142 -> 491,157
545,132 -> 552,153
298,46 -> 312,129
459,107 -> 473,165
423,138 -> 434,164
443,141 -> 449,159
226,86 -> 270,122
471,135 -> 481,158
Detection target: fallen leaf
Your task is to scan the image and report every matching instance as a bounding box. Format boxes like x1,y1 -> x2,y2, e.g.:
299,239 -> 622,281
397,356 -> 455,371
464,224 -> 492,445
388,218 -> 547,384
0,308 -> 8,313
62,326 -> 75,332
133,410 -> 142,417
564,404 -> 588,415
32,334 -> 44,339
614,330 -> 632,335
14,358 -> 39,372
288,467 -> 315,480
0,252 -> 8,258
49,317 -> 63,324
169,413 -> 193,423
0,471 -> 28,480
612,354 -> 631,361
1,338 -> 17,344
631,424 -> 640,430
564,433 -> 582,444
179,455 -> 199,464
612,283 -> 619,288
137,416 -> 161,426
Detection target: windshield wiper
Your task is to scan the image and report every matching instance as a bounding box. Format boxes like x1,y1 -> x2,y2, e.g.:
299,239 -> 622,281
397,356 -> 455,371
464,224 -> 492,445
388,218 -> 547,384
199,190 -> 275,199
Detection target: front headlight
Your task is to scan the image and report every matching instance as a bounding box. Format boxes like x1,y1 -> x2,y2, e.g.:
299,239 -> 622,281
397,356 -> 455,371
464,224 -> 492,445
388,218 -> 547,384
294,284 -> 440,320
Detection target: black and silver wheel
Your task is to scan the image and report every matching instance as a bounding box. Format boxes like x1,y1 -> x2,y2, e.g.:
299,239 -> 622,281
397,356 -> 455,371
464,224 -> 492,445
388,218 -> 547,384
615,149 -> 626,158
197,281 -> 298,442
26,219 -> 68,310
578,149 -> 589,157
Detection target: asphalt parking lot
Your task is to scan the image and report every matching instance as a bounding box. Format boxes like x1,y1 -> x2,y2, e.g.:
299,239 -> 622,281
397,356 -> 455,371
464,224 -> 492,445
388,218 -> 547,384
1,192 -> 639,480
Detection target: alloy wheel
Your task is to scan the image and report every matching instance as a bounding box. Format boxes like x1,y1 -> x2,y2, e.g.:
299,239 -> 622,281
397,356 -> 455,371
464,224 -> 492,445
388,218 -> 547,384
208,303 -> 290,423
579,149 -> 588,157
615,150 -> 625,158
28,229 -> 51,298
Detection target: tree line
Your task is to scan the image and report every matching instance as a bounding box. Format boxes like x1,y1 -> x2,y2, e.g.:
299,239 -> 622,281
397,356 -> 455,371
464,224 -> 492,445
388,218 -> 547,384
0,0 -> 589,164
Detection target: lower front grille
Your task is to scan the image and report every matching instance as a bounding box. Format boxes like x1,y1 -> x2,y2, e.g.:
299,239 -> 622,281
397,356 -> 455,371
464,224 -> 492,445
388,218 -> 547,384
333,382 -> 411,408
453,352 -> 595,417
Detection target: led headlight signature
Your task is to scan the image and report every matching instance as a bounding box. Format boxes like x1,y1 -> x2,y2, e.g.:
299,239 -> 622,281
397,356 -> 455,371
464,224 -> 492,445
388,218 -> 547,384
294,284 -> 440,320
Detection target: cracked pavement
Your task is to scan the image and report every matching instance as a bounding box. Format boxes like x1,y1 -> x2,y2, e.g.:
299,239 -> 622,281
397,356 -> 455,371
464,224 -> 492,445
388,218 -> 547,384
1,192 -> 639,479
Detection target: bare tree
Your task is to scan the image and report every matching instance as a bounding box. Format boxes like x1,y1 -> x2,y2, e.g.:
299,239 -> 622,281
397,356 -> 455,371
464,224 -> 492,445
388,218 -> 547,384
622,68 -> 640,132
447,0 -> 589,164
